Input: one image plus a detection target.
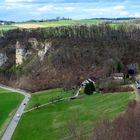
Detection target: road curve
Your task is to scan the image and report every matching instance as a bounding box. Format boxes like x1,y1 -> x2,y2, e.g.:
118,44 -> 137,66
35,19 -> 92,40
0,84 -> 31,140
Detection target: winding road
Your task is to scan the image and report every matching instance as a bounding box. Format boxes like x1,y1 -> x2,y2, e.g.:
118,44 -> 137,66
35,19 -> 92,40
0,84 -> 31,140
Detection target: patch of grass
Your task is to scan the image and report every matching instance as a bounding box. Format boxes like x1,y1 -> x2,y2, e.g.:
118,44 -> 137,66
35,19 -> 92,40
14,19 -> 133,29
0,25 -> 18,30
0,88 -> 24,137
12,91 -> 134,140
31,20 -> 105,27
26,88 -> 75,110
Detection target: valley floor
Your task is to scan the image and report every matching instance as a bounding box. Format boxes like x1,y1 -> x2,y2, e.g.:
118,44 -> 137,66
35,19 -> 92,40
11,89 -> 134,140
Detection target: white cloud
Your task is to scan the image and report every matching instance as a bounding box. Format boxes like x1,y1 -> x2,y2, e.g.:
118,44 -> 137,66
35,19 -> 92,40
120,11 -> 129,16
5,0 -> 33,2
36,4 -> 129,18
37,5 -> 55,12
37,5 -> 76,13
64,7 -> 75,11
83,7 -> 110,13
113,6 -> 125,11
5,4 -> 32,9
130,12 -> 140,17
1,1 -> 140,21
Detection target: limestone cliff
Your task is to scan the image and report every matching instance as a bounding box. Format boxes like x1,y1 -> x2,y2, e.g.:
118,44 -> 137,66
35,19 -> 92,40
15,39 -> 52,66
0,53 -> 8,66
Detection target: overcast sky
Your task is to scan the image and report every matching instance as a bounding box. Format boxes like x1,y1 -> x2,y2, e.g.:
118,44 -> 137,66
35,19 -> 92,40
0,0 -> 140,21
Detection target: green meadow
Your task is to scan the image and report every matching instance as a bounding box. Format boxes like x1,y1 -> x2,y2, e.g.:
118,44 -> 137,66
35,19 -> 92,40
12,89 -> 134,140
0,25 -> 18,30
0,88 -> 24,137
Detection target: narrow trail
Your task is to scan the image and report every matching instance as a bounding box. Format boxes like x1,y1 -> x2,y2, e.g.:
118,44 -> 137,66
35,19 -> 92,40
24,96 -> 72,113
0,84 -> 31,140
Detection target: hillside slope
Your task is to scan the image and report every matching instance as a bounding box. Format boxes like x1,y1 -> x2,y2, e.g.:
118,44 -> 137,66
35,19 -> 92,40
0,25 -> 140,91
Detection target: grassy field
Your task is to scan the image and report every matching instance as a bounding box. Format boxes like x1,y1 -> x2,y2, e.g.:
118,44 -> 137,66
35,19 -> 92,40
13,19 -> 133,29
1,20 -> 103,30
0,20 -> 134,30
26,88 -> 75,110
0,25 -> 18,30
12,89 -> 134,140
14,20 -> 105,28
0,88 -> 24,137
30,19 -> 106,27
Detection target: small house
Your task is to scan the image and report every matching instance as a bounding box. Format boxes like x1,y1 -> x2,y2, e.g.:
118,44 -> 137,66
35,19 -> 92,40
113,73 -> 124,80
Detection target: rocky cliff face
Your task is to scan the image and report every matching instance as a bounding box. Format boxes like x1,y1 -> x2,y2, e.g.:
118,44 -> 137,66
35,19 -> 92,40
0,53 -> 8,66
15,38 -> 52,65
0,37 -> 52,68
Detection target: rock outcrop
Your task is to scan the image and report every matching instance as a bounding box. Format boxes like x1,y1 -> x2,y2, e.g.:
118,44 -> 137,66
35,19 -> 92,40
15,39 -> 52,65
0,53 -> 8,66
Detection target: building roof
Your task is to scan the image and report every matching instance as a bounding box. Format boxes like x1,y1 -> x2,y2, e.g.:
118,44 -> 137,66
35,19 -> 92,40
113,73 -> 124,77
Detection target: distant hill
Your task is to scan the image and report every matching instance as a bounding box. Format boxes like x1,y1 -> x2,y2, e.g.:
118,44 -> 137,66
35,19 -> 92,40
0,20 -> 15,25
90,17 -> 136,20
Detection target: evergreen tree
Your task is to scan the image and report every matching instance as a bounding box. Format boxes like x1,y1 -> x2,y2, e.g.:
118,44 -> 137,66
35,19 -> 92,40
84,81 -> 95,95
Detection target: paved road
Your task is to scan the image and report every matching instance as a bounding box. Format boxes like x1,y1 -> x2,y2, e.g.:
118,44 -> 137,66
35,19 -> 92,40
133,76 -> 140,95
0,84 -> 31,140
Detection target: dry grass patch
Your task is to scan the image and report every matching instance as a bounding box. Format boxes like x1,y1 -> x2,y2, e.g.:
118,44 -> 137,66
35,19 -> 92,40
14,24 -> 45,29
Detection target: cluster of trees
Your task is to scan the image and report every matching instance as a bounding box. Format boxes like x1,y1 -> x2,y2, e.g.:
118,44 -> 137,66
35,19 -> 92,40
37,25 -> 132,39
0,24 -> 139,42
25,17 -> 72,23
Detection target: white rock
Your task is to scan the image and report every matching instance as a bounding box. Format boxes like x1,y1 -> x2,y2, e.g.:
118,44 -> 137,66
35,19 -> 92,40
0,53 -> 8,66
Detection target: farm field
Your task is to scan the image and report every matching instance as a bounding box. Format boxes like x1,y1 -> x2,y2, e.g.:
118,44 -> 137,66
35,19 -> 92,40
26,88 -> 75,110
12,90 -> 134,140
14,19 -> 106,28
0,25 -> 18,30
30,19 -> 106,26
13,23 -> 45,29
13,19 -> 133,29
0,88 -> 24,138
0,19 -> 135,30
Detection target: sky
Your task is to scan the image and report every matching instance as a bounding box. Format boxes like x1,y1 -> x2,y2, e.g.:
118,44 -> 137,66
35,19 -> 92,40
0,0 -> 140,21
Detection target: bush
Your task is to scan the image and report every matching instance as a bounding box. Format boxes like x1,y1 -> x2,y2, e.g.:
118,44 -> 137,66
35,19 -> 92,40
84,82 -> 95,95
102,86 -> 134,93
92,101 -> 140,140
34,103 -> 41,108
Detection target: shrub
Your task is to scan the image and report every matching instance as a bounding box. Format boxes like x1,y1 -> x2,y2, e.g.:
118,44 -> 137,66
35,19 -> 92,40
92,101 -> 140,140
102,86 -> 133,93
34,103 -> 41,108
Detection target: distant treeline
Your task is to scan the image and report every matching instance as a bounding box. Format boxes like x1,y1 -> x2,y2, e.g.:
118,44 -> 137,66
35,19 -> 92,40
21,17 -> 72,23
0,24 -> 139,41
31,24 -> 139,40
0,20 -> 15,25
90,17 -> 136,20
